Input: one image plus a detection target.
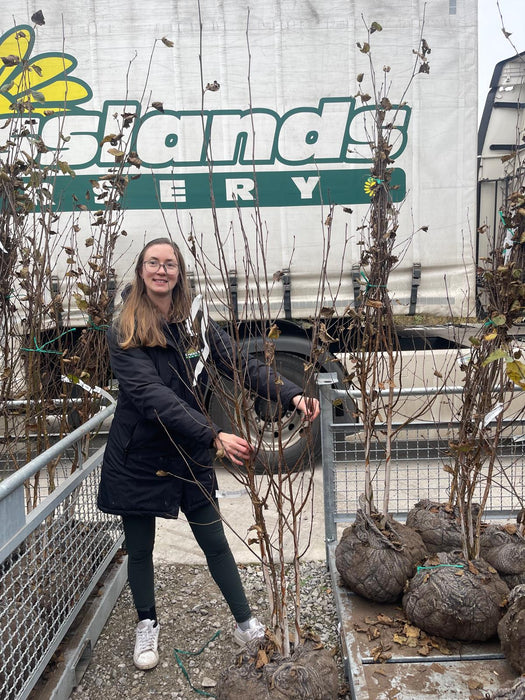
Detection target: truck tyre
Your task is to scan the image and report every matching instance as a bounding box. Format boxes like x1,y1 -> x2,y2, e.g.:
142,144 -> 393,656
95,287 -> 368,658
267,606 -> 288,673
208,351 -> 351,472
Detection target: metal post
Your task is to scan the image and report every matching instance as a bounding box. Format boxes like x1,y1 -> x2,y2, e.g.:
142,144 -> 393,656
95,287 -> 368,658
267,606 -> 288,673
0,486 -> 25,549
318,373 -> 338,565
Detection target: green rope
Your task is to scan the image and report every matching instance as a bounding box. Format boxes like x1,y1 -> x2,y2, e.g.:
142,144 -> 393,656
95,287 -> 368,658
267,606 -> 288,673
360,271 -> 387,293
21,327 -> 77,354
499,210 -> 516,256
173,629 -> 221,697
419,564 -> 465,570
87,318 -> 109,331
499,210 -> 509,229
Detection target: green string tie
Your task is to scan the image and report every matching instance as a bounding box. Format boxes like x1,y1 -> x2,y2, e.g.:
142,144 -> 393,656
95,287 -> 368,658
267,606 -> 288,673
360,271 -> 387,292
87,318 -> 109,331
173,629 -> 221,697
499,210 -> 515,254
21,327 -> 77,354
417,564 -> 465,572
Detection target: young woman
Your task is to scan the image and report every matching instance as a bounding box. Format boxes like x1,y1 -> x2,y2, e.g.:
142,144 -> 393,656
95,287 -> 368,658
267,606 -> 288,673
97,237 -> 320,671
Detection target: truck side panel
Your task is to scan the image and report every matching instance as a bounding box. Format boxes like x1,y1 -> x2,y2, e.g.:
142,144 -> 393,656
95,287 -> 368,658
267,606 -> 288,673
1,0 -> 478,320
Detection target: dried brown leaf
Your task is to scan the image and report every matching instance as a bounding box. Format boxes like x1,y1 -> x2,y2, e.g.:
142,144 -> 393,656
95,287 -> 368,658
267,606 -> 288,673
31,10 -> 45,25
107,147 -> 125,158
99,134 -> 118,146
404,624 -> 420,639
255,649 -> 269,669
376,614 -> 394,626
430,638 -> 451,655
320,306 -> 335,318
1,55 -> 20,67
127,151 -> 142,168
319,323 -> 337,343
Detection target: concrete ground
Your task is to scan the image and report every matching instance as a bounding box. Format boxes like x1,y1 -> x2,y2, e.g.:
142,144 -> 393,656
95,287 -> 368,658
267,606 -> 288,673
153,461 -> 328,566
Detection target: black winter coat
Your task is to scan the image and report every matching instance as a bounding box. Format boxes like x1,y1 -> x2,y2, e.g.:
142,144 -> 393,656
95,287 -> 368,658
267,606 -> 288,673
97,319 -> 302,518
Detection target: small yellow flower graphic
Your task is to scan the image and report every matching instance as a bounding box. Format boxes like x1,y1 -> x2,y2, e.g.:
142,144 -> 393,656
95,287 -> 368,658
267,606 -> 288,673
0,25 -> 91,116
364,177 -> 379,196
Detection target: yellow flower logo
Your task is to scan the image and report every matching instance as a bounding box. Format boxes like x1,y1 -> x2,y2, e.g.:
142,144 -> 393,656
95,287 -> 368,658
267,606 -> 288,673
364,177 -> 378,197
0,25 -> 91,116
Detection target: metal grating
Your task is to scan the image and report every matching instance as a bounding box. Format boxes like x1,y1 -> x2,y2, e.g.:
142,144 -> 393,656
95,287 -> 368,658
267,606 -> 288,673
319,377 -> 525,547
0,406 -> 122,700
331,423 -> 525,521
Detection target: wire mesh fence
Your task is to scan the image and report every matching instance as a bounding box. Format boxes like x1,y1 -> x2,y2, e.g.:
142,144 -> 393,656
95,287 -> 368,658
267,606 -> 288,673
319,377 -> 525,547
0,405 -> 122,700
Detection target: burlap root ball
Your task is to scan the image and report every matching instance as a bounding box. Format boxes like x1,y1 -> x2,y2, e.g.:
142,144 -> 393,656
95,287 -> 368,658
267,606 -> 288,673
406,499 -> 478,554
403,551 -> 509,642
497,584 -> 525,675
214,639 -> 339,700
335,509 -> 427,603
481,524 -> 525,589
486,676 -> 525,700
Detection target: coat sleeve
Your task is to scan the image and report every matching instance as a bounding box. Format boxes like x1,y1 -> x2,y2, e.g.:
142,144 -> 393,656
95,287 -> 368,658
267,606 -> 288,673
108,327 -> 219,446
206,322 -> 303,407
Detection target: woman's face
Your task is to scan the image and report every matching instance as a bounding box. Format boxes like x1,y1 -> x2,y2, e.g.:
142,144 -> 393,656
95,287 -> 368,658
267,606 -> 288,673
139,243 -> 180,302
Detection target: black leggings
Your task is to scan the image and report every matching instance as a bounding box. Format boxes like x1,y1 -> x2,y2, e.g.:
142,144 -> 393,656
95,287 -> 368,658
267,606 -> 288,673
122,502 -> 251,623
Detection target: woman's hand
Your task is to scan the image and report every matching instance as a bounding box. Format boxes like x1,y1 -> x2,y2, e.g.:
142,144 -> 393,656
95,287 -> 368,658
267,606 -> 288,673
213,432 -> 253,466
292,395 -> 320,422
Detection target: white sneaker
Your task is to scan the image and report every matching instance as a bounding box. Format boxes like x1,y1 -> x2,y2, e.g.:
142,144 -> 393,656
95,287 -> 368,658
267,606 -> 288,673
233,617 -> 266,647
133,619 -> 160,670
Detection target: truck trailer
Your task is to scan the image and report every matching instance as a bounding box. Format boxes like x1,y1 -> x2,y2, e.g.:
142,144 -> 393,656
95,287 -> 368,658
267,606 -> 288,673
0,0 -> 485,466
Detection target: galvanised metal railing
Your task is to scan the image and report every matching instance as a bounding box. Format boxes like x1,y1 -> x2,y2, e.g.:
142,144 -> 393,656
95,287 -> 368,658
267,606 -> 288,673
0,403 -> 122,700
318,375 -> 525,554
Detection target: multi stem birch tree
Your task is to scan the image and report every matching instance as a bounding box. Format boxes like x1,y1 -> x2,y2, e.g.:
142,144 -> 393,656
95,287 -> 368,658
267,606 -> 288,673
335,18 -> 439,518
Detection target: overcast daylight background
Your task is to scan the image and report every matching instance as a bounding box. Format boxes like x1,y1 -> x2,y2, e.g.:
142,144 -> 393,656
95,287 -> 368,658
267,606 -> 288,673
478,0 -> 525,120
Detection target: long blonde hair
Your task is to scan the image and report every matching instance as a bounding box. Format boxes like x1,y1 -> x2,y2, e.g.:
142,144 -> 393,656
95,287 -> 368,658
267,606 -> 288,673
117,238 -> 192,349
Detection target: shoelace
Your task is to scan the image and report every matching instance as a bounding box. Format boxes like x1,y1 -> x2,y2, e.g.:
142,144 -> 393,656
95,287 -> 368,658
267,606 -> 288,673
242,621 -> 265,641
136,626 -> 157,653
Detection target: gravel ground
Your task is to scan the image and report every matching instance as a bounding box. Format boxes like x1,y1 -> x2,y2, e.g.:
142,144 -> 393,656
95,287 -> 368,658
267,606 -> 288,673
69,560 -> 351,699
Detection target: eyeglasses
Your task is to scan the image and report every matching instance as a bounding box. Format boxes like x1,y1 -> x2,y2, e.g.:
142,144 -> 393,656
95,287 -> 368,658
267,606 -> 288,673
143,259 -> 179,274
